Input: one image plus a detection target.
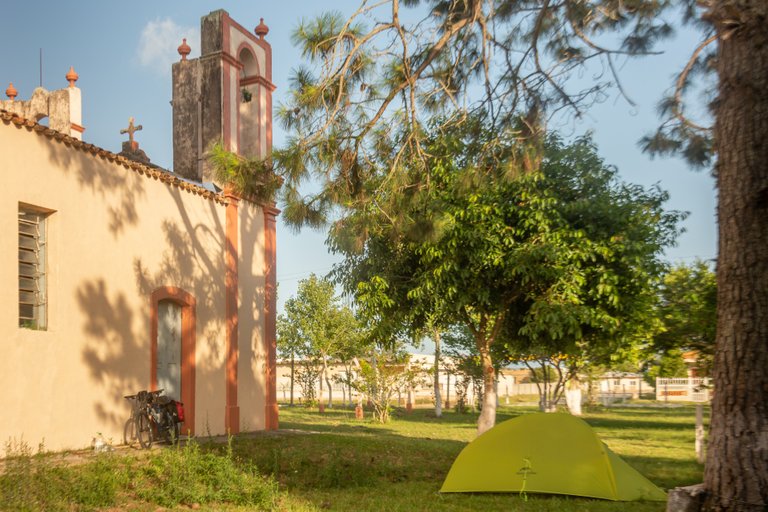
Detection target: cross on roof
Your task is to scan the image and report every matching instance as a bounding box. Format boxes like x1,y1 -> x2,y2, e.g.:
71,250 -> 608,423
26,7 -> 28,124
120,117 -> 143,150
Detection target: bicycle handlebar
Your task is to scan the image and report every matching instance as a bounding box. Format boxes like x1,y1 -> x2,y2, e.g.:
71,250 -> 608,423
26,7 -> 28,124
124,389 -> 165,400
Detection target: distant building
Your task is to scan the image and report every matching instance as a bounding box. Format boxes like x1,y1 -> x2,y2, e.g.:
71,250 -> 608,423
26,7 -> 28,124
596,372 -> 652,399
276,353 -> 537,407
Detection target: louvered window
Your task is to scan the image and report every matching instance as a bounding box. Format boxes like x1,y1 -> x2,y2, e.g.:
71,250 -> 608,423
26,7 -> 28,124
19,206 -> 49,330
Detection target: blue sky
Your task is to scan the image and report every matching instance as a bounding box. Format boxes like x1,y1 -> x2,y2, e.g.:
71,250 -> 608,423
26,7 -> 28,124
1,1 -> 716,314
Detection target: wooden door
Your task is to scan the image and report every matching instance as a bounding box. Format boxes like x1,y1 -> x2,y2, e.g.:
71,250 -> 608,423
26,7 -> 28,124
157,300 -> 182,400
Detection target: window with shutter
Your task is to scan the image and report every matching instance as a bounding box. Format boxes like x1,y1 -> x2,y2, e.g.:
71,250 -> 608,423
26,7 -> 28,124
19,205 -> 51,330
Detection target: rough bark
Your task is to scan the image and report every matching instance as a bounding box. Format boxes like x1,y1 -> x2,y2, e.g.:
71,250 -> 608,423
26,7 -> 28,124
476,338 -> 497,436
703,3 -> 768,510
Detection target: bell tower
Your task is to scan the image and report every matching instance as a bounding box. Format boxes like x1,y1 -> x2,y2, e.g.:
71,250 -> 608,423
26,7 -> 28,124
171,10 -> 274,183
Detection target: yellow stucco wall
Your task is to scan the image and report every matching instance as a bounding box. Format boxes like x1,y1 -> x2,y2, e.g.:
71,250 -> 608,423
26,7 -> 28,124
0,120 -> 267,451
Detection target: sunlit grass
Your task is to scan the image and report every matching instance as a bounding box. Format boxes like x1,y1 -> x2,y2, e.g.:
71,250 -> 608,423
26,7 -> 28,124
0,404 -> 705,511
228,404 -> 704,511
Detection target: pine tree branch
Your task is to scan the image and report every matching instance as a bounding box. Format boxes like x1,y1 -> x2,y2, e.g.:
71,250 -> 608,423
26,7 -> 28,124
673,32 -> 718,133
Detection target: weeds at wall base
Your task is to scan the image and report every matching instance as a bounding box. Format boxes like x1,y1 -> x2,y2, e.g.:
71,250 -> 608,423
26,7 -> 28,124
0,436 -> 278,511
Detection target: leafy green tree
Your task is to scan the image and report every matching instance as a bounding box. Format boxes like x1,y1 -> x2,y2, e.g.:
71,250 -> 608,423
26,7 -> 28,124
328,306 -> 366,407
277,312 -> 302,405
652,260 -> 716,375
277,275 -> 362,409
645,348 -> 690,387
295,357 -> 322,407
332,126 -> 680,433
277,1 -> 768,506
352,342 -> 423,423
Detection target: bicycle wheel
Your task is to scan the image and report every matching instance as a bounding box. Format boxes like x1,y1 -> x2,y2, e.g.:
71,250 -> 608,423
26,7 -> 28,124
123,417 -> 138,448
137,412 -> 153,449
172,420 -> 181,443
161,410 -> 176,444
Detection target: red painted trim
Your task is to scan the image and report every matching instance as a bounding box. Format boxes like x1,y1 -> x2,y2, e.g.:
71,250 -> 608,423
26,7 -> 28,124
237,77 -> 241,155
223,64 -> 231,152
235,42 -> 260,75
265,79 -> 272,156
222,11 -> 231,56
150,287 -> 197,436
222,13 -> 232,152
238,75 -> 275,91
225,193 -> 240,433
234,44 -> 255,157
221,51 -> 244,69
233,42 -> 261,159
258,28 -> 273,156
252,33 -> 272,83
256,83 -> 261,158
264,205 -> 279,430
227,15 -> 262,48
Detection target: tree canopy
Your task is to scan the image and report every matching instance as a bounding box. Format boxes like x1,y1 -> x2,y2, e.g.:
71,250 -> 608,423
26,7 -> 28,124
651,260 -> 716,375
276,1 -> 698,230
331,123 -> 682,432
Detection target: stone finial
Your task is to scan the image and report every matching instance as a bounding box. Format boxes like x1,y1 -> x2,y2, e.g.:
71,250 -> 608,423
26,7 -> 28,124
5,82 -> 17,100
178,38 -> 191,61
66,66 -> 79,88
254,18 -> 269,39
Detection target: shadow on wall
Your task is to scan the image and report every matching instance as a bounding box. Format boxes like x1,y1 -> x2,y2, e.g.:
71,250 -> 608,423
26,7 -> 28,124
237,203 -> 268,429
77,279 -> 142,428
51,106 -> 271,435
76,183 -> 233,433
42,127 -> 146,238
35,128 -> 148,431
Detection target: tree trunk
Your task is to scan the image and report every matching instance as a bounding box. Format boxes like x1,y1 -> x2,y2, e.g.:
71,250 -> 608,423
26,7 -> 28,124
704,4 -> 768,510
318,360 -> 325,412
445,372 -> 451,409
434,330 -> 442,418
352,357 -> 363,408
322,356 -> 333,409
476,337 -> 497,436
326,374 -> 333,408
290,351 -> 295,406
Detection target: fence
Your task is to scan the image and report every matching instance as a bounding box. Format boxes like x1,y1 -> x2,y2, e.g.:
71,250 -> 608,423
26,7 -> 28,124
277,374 -> 543,405
656,377 -> 711,402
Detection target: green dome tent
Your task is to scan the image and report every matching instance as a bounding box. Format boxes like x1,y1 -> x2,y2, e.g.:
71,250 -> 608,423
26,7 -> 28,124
440,413 -> 666,502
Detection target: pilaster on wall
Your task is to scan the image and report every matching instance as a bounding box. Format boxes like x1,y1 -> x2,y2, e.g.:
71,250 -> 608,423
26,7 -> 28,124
264,206 -> 279,430
225,192 -> 240,433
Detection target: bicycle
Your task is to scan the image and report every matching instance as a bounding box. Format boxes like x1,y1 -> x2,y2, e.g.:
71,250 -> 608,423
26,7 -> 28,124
124,389 -> 183,449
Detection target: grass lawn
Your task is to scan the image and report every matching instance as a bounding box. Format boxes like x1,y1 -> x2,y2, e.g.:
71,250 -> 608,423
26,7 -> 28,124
0,404 -> 705,511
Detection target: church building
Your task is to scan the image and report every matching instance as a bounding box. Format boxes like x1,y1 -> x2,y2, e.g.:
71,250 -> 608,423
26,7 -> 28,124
0,10 -> 278,450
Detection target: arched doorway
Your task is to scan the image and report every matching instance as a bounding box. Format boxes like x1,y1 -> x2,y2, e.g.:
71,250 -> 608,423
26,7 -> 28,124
150,287 -> 196,435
